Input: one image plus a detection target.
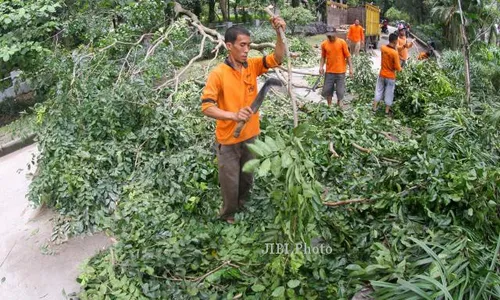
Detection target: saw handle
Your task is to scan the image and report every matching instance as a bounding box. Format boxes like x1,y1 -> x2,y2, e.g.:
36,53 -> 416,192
233,121 -> 246,138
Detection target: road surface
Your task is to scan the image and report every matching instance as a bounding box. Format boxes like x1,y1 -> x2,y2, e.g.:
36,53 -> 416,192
0,144 -> 113,300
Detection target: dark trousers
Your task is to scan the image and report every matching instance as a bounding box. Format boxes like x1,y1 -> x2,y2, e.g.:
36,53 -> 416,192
216,137 -> 256,220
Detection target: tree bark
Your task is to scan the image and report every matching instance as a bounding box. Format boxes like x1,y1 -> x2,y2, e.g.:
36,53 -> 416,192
233,0 -> 238,22
220,0 -> 229,21
457,0 -> 471,104
208,0 -> 216,23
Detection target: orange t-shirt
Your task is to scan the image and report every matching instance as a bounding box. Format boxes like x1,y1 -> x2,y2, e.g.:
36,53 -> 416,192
397,36 -> 412,60
201,54 -> 279,145
379,45 -> 402,79
347,24 -> 364,43
417,51 -> 429,60
321,38 -> 350,74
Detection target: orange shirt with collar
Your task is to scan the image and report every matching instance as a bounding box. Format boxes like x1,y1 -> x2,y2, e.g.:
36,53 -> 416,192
321,38 -> 351,74
201,54 -> 279,145
397,36 -> 412,60
347,24 -> 364,43
379,45 -> 402,79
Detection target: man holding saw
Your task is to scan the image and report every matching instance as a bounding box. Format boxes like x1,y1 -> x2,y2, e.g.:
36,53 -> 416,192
201,18 -> 286,224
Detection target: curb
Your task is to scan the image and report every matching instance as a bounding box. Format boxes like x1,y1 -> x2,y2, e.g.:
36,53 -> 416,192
0,133 -> 36,158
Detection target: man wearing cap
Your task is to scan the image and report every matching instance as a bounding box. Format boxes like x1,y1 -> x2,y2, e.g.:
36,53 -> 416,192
397,25 -> 413,67
319,27 -> 354,107
347,19 -> 365,55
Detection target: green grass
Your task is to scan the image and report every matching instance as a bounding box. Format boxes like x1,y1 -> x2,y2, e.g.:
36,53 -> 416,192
0,113 -> 36,144
303,34 -> 327,48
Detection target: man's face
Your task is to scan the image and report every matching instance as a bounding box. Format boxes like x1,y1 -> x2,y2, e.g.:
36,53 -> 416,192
226,34 -> 250,63
327,34 -> 336,41
399,29 -> 405,37
355,20 -> 360,25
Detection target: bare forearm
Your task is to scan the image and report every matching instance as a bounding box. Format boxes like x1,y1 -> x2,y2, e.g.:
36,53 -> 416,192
203,106 -> 236,121
320,57 -> 325,69
347,57 -> 353,72
274,31 -> 285,64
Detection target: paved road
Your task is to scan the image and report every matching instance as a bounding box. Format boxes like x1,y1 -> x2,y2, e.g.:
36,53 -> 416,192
0,144 -> 112,300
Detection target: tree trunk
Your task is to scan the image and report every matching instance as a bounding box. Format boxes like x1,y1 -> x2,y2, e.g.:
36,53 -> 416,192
233,0 -> 238,22
457,0 -> 471,104
208,0 -> 216,23
220,0 -> 229,21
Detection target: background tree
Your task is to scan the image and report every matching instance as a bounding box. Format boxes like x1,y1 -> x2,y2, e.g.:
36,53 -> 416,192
280,5 -> 315,34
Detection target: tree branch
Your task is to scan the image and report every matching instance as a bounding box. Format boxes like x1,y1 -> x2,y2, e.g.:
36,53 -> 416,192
329,142 -> 340,158
352,142 -> 371,153
264,6 -> 298,128
324,198 -> 372,207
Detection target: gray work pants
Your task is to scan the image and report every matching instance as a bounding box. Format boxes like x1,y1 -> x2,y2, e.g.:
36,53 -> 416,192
215,137 -> 256,220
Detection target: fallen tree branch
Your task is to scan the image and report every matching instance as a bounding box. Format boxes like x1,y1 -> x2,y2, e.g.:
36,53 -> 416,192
160,35 -> 207,96
381,157 -> 402,164
264,6 -> 298,128
324,198 -> 372,207
195,260 -> 231,283
352,142 -> 371,153
380,131 -> 399,142
323,185 -> 422,207
329,142 -> 340,158
250,42 -> 275,51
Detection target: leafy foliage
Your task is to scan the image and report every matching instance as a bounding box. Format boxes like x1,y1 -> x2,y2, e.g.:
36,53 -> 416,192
16,2 -> 500,299
280,6 -> 315,35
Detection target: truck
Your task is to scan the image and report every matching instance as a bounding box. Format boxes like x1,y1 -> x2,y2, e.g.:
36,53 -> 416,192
326,1 -> 381,51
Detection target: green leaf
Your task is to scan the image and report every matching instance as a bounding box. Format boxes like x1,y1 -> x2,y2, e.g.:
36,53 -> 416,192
247,143 -> 264,157
281,151 -> 293,168
243,159 -> 260,173
397,279 -> 432,300
251,284 -> 266,292
265,136 -> 278,152
258,158 -> 271,177
271,286 -> 285,297
271,155 -> 282,178
287,280 -> 300,289
254,139 -> 272,155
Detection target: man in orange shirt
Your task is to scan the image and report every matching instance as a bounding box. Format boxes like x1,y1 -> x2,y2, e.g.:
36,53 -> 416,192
372,33 -> 402,115
319,27 -> 354,107
201,18 -> 286,224
397,25 -> 413,67
347,19 -> 365,55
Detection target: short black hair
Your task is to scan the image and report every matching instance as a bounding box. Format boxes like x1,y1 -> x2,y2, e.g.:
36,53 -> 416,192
389,33 -> 398,43
224,26 -> 251,44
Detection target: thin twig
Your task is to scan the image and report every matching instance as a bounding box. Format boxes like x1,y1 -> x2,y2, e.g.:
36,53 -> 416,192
195,261 -> 231,283
381,157 -> 402,164
116,33 -> 149,84
157,35 -> 207,95
380,131 -> 399,142
352,142 -> 371,153
329,142 -> 340,158
324,198 -> 372,207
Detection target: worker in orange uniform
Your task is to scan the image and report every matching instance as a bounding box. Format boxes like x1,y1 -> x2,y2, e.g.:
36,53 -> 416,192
200,18 -> 286,224
319,27 -> 354,107
347,19 -> 365,55
372,33 -> 402,116
417,41 -> 436,61
396,24 -> 413,67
